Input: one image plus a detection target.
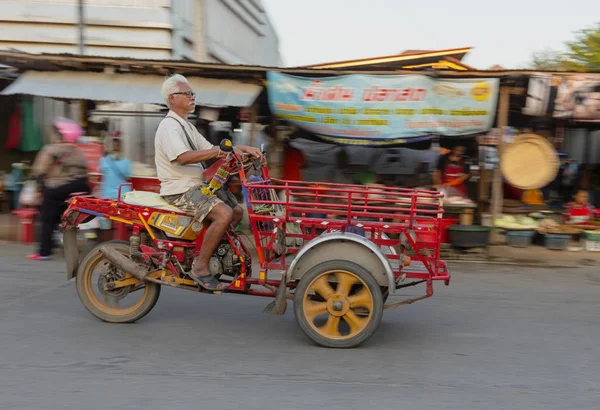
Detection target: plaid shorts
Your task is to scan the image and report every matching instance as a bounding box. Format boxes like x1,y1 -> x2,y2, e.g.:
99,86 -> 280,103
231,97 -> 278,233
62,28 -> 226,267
162,185 -> 239,223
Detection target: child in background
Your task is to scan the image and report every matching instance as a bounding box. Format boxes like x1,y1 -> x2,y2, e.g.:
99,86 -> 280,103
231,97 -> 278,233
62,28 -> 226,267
564,190 -> 594,225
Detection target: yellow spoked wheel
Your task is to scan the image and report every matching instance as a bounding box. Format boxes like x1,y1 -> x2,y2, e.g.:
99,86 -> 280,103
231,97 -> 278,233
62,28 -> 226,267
294,260 -> 384,348
76,241 -> 161,323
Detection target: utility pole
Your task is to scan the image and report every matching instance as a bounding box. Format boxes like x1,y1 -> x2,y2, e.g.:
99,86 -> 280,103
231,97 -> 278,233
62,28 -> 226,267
78,0 -> 85,55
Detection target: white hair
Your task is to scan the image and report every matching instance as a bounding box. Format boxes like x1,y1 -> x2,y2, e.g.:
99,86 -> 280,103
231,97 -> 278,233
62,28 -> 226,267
161,74 -> 190,108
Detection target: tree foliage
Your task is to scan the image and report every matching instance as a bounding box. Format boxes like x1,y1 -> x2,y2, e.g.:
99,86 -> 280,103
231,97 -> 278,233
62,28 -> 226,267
565,23 -> 600,71
530,23 -> 600,71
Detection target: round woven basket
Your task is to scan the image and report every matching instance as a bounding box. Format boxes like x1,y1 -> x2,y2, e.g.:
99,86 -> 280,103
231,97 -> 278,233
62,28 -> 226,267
500,134 -> 559,190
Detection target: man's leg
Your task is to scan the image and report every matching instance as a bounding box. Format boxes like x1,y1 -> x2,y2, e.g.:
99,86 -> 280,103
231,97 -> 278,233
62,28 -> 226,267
191,202 -> 232,278
218,187 -> 243,229
231,205 -> 244,228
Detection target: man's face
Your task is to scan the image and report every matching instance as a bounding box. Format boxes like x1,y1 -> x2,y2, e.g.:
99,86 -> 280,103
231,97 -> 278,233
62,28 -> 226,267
169,82 -> 196,113
113,140 -> 121,154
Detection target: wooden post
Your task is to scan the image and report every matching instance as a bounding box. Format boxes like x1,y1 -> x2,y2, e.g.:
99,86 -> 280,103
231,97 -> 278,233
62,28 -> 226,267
490,87 -> 510,244
268,118 -> 283,179
248,99 -> 259,147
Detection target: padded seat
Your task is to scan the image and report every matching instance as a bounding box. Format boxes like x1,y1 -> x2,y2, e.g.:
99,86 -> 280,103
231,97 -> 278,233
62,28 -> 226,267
122,191 -> 187,214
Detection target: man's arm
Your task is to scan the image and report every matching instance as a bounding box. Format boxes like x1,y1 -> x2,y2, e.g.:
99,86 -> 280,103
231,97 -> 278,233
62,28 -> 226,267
158,121 -> 223,166
176,146 -> 224,165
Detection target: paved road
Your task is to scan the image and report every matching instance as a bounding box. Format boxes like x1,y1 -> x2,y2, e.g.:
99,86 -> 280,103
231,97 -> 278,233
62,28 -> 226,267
0,243 -> 599,409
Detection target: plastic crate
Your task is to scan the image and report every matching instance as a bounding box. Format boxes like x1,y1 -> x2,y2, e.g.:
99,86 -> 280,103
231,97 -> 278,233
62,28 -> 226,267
544,234 -> 570,251
583,231 -> 600,241
584,240 -> 600,252
506,230 -> 535,248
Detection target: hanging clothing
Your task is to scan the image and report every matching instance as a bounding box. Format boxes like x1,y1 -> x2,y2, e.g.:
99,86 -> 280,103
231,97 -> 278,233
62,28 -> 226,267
282,145 -> 305,181
19,99 -> 43,152
6,104 -> 21,149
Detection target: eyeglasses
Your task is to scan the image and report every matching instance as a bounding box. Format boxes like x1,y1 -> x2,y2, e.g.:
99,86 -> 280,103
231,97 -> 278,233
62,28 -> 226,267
171,92 -> 196,98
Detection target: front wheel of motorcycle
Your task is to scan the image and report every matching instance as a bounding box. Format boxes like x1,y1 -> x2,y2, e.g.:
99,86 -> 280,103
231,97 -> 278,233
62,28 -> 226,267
76,240 -> 161,323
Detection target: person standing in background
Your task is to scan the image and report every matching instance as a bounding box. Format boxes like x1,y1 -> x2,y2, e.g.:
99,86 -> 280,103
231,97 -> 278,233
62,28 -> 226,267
28,118 -> 90,260
433,145 -> 471,196
99,136 -> 132,241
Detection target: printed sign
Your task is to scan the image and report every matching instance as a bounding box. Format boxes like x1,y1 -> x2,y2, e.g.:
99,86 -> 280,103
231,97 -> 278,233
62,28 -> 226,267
554,74 -> 600,121
267,72 -> 499,144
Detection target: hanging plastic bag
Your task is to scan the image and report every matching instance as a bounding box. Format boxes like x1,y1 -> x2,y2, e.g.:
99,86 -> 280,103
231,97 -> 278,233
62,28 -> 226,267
18,180 -> 41,207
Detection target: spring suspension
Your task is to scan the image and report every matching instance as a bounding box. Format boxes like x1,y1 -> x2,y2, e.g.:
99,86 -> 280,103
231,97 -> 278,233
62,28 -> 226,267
140,232 -> 150,247
129,235 -> 141,254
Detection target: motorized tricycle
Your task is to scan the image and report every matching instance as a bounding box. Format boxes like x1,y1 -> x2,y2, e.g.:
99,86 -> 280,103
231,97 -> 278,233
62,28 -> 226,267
61,140 -> 451,348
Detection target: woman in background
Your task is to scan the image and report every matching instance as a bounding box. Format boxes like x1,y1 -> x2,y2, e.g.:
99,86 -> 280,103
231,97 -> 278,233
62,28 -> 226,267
28,118 -> 90,260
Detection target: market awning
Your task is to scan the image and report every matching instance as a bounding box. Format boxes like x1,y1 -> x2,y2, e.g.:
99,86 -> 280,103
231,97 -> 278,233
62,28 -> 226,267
0,70 -> 262,107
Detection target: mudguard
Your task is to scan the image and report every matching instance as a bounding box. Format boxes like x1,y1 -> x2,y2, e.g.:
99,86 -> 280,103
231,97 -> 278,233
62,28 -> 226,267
63,228 -> 79,280
286,232 -> 396,293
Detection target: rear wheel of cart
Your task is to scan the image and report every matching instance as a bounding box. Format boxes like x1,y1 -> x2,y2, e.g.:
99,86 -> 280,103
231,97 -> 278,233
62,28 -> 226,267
76,241 -> 161,323
294,260 -> 383,348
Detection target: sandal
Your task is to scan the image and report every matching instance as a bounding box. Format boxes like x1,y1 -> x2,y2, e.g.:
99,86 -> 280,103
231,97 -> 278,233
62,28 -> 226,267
187,273 -> 226,292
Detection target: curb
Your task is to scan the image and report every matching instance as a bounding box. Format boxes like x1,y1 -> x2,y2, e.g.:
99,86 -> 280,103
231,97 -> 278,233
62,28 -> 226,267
445,259 -> 581,269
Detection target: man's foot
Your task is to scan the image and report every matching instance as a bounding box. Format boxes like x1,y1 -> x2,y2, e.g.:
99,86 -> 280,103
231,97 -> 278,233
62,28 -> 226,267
187,273 -> 226,292
27,254 -> 51,261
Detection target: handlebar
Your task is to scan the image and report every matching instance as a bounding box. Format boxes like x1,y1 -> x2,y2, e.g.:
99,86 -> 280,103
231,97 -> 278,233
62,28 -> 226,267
203,139 -> 268,183
220,139 -> 234,153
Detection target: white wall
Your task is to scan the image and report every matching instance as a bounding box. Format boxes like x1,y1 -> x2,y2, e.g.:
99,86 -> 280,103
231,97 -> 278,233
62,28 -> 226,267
202,0 -> 280,65
0,1 -> 173,58
0,0 -> 280,65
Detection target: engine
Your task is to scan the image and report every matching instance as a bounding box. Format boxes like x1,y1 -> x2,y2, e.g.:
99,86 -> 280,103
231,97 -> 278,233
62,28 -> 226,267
208,243 -> 240,277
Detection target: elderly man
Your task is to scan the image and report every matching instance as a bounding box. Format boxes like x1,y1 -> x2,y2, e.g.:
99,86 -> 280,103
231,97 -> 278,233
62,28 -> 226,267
155,74 -> 262,291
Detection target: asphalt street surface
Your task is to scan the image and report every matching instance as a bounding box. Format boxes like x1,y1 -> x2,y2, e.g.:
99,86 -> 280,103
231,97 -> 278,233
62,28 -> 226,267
0,243 -> 598,409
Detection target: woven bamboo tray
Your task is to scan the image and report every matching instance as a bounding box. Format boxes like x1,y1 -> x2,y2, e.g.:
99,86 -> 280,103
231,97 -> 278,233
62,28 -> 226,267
500,134 -> 559,190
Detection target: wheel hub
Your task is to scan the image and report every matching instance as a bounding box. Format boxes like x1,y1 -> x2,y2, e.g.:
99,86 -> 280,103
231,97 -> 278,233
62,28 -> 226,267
97,264 -> 130,300
326,294 -> 349,316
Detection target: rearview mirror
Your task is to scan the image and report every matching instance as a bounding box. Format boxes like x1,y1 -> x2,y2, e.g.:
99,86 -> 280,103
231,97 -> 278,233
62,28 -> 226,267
220,139 -> 233,152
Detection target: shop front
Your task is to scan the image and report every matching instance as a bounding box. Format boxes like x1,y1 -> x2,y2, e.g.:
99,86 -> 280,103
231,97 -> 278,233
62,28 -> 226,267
0,53 -> 265,242
267,71 -> 501,245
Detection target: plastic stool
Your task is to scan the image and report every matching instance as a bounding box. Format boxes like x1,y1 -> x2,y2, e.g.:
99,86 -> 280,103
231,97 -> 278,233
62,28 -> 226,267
11,208 -> 39,244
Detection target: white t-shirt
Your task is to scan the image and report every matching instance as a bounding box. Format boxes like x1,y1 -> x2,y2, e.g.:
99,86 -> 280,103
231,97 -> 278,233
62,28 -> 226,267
154,111 -> 214,196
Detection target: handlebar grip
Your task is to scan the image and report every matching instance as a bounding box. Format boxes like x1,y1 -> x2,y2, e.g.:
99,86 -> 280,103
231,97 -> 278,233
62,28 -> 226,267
220,139 -> 233,152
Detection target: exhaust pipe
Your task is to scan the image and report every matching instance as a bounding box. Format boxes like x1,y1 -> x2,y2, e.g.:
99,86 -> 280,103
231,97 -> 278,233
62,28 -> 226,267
99,246 -> 204,292
99,246 -> 149,281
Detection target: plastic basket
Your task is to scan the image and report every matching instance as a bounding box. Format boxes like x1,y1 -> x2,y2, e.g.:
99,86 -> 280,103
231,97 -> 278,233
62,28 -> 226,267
544,234 -> 570,251
584,240 -> 600,252
441,217 -> 457,243
506,230 -> 535,248
583,231 -> 600,241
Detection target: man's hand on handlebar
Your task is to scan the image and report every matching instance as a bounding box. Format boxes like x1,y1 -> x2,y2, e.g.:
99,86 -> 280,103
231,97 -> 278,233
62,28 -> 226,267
213,146 -> 227,159
235,145 -> 264,160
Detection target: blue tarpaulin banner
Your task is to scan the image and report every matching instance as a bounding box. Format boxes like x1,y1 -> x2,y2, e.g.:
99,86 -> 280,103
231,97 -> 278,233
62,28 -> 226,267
267,72 -> 500,145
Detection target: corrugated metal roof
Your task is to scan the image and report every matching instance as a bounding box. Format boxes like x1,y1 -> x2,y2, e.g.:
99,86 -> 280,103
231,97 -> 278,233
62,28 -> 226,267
0,70 -> 262,107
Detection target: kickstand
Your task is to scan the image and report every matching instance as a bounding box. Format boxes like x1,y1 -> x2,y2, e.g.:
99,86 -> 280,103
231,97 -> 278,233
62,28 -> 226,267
263,274 -> 288,315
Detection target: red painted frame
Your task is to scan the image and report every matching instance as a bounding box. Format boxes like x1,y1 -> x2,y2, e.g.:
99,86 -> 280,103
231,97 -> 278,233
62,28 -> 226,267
62,153 -> 451,299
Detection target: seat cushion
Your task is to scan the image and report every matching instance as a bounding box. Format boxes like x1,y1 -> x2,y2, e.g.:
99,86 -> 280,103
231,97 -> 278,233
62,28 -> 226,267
122,191 -> 185,213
